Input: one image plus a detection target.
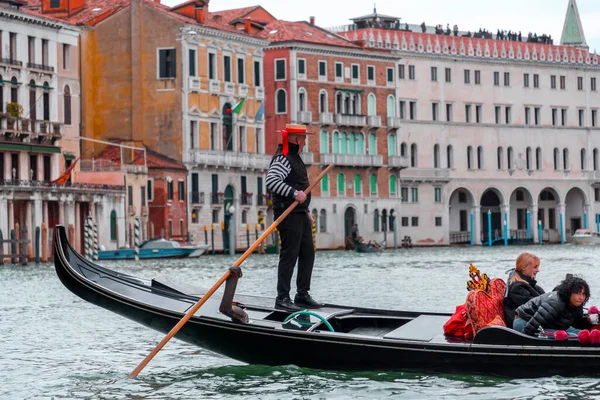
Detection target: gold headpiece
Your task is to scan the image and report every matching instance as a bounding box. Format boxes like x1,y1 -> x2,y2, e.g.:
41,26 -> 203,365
467,264 -> 489,292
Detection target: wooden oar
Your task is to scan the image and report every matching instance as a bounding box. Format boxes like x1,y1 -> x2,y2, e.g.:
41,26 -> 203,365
129,163 -> 335,377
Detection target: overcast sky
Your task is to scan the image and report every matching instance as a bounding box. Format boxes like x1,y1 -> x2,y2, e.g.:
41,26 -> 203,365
162,0 -> 600,52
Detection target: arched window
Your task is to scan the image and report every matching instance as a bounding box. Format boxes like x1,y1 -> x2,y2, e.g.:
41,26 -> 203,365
410,143 -> 417,167
321,174 -> 329,193
369,133 -> 377,155
386,95 -> 395,118
507,147 -> 514,170
275,89 -> 287,113
64,85 -> 71,125
581,148 -> 587,170
353,94 -> 361,114
367,93 -> 376,116
400,142 -> 407,157
536,147 -> 542,170
336,92 -> 343,114
10,77 -> 18,103
433,144 -> 440,168
332,131 -> 339,153
29,79 -> 37,121
42,81 -> 50,121
563,148 -> 569,170
595,148 -> 599,171
389,175 -> 396,195
337,173 -> 345,195
374,209 -> 380,232
222,103 -> 233,151
381,209 -> 388,232
340,132 -> 348,154
388,134 -> 396,156
298,88 -> 307,112
348,133 -> 356,154
354,174 -> 362,195
497,147 -> 504,169
446,145 -> 453,168
319,209 -> 327,233
526,147 -> 532,170
110,210 -> 117,241
319,90 -> 328,113
370,174 -> 377,194
554,148 -> 560,170
467,146 -> 473,169
477,146 -> 483,169
320,131 -> 328,153
357,133 -> 365,154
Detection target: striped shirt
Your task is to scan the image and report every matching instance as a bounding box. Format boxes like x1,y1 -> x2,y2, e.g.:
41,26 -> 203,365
266,155 -> 295,197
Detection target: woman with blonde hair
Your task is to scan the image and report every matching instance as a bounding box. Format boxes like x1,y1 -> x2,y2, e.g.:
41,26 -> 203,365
504,252 -> 545,327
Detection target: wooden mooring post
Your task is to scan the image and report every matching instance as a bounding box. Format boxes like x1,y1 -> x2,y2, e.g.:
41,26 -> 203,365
0,227 -> 32,265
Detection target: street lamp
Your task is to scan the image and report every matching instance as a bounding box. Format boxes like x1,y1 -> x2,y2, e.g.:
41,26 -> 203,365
229,205 -> 235,256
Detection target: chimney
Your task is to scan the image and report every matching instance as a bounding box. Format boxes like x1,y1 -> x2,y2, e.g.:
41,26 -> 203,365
213,14 -> 222,22
194,5 -> 205,23
154,0 -> 160,3
244,17 -> 251,33
309,16 -> 315,25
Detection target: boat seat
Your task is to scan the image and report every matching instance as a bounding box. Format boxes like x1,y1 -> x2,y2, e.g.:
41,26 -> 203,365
383,315 -> 448,342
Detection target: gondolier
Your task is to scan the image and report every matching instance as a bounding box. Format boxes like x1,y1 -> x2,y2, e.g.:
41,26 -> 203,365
266,124 -> 322,311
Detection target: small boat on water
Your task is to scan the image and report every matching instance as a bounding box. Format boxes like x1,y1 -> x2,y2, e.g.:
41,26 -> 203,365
53,225 -> 600,377
354,241 -> 383,253
98,238 -> 209,260
572,229 -> 600,245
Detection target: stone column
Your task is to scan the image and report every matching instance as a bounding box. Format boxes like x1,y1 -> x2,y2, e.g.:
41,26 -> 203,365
8,200 -> 14,233
26,200 -> 33,257
472,205 -> 482,245
59,199 -> 65,226
0,195 -> 8,255
531,203 -> 539,243
503,204 -> 511,240
558,203 -> 566,243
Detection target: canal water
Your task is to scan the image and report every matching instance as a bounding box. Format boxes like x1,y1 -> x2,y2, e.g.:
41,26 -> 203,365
3,245 -> 600,399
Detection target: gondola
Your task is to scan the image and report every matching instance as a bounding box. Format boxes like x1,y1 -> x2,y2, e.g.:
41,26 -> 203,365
354,241 -> 383,253
53,225 -> 600,377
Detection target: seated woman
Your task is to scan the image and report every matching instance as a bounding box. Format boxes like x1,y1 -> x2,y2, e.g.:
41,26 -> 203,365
513,275 -> 590,336
504,252 -> 545,327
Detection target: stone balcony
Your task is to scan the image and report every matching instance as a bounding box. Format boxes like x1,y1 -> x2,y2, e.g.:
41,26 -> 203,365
0,116 -> 62,144
335,114 -> 366,127
190,191 -> 205,204
388,155 -> 410,168
189,149 -> 271,170
209,80 -> 220,94
367,115 -> 381,127
400,168 -> 451,182
387,116 -> 401,129
319,112 -> 334,125
238,84 -> 248,97
300,152 -> 314,165
0,179 -> 124,193
321,153 -> 383,167
26,62 -> 54,74
255,86 -> 265,100
297,111 -> 312,124
224,82 -> 235,96
0,58 -> 22,67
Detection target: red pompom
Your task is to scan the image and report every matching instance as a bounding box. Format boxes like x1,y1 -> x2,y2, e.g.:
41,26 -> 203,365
554,330 -> 568,341
591,329 -> 600,344
589,306 -> 599,314
578,329 -> 591,344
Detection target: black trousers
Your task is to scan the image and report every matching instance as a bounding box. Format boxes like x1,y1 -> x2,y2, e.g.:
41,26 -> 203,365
276,211 -> 314,299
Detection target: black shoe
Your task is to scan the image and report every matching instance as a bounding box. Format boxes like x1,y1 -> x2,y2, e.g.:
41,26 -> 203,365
275,296 -> 302,312
294,293 -> 323,309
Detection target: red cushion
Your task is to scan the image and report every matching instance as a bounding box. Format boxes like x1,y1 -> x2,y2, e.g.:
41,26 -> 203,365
485,315 -> 506,328
466,279 -> 506,335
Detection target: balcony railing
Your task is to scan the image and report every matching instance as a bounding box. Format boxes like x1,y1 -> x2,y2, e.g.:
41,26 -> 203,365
0,58 -> 22,67
189,149 -> 271,170
128,205 -> 136,215
188,76 -> 201,92
238,84 -> 248,97
141,206 -> 148,216
300,152 -> 314,165
297,111 -> 312,123
388,156 -> 410,168
211,192 -> 224,205
255,86 -> 265,100
0,179 -> 125,192
319,112 -> 334,125
335,114 -> 366,126
257,194 -> 267,206
367,115 -> 381,127
321,153 -> 383,167
0,117 -> 62,143
401,168 -> 451,180
26,62 -> 54,73
387,116 -> 401,129
208,80 -> 220,94
79,159 -> 148,174
190,191 -> 205,204
241,192 -> 253,206
224,82 -> 235,96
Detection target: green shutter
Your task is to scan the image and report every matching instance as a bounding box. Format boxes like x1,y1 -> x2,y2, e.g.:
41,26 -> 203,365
388,134 -> 396,156
320,131 -> 328,153
357,134 -> 365,154
370,174 -> 377,194
355,174 -> 361,194
338,173 -> 345,194
369,133 -> 376,155
340,132 -> 347,155
348,133 -> 355,154
389,175 -> 396,194
332,131 -> 339,154
321,175 -> 329,192
387,95 -> 395,118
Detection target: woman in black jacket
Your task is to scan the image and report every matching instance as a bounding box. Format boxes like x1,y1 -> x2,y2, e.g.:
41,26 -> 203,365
514,276 -> 590,336
504,252 -> 545,327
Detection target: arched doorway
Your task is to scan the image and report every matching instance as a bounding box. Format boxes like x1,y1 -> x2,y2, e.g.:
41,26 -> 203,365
448,188 -> 475,244
538,188 -> 560,242
223,185 -> 234,251
344,206 -> 356,240
509,187 -> 533,240
565,187 -> 587,237
481,189 -> 502,242
222,103 -> 233,151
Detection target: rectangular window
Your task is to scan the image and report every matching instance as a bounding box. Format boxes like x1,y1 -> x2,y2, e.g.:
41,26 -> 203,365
493,71 -> 500,86
212,209 -> 219,224
398,64 -> 405,79
189,120 -> 197,149
298,58 -> 306,76
560,75 -> 566,90
167,181 -> 174,201
476,105 -> 482,123
399,101 -> 406,120
28,36 -> 34,63
465,104 -> 471,123
505,106 -> 511,124
351,64 -> 359,80
411,217 -> 419,227
335,62 -> 343,79
178,180 -> 185,201
237,57 -> 245,83
593,110 -> 598,127
534,107 -> 541,125
561,108 -> 567,126
523,73 -> 529,88
578,76 -> 584,91
367,66 -> 375,82
592,77 -> 597,91
192,209 -> 199,224
596,188 -> 600,202
579,109 -> 585,127
50,0 -> 59,7
408,65 -> 415,80
495,106 -> 501,124
320,61 -> 327,78
189,49 -> 197,77
551,75 -> 557,89
434,187 -> 441,203
158,48 -> 176,79
549,208 -> 556,229
147,179 -> 153,202
446,103 -> 453,122
445,68 -> 452,83
435,216 -> 442,227
208,52 -> 216,80
401,217 -> 409,227
552,108 -> 558,126
431,103 -> 438,121
431,66 -> 437,82
128,185 -> 133,207
63,44 -> 70,70
275,59 -> 286,80
387,67 -> 394,83
525,106 -> 531,125
42,39 -> 48,66
141,186 -> 146,207
223,55 -> 232,82
400,187 -> 408,202
533,74 -> 539,88
464,69 -> 470,84
409,101 -> 417,120
504,72 -> 510,86
474,70 -> 481,85
253,60 -> 261,86
411,187 -> 418,202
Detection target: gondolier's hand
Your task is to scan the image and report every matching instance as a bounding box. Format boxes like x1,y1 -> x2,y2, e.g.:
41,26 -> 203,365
308,211 -> 314,225
294,190 -> 307,204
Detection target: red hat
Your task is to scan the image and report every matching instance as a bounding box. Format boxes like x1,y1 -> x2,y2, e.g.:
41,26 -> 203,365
278,124 -> 312,156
